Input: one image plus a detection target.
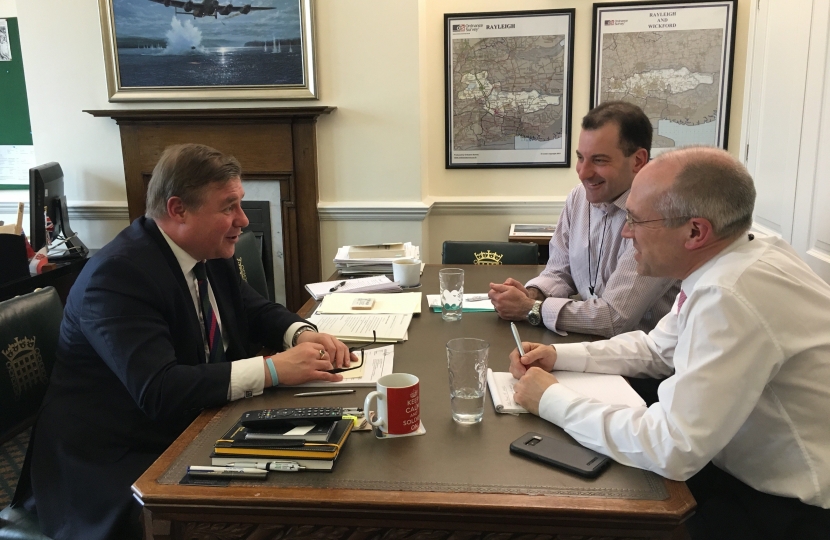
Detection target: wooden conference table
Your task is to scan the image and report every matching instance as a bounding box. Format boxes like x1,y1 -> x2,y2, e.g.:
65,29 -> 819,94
133,265 -> 694,540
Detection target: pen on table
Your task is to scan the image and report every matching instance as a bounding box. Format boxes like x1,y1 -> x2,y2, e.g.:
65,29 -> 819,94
223,461 -> 304,472
294,389 -> 356,397
329,280 -> 347,292
187,466 -> 267,478
510,322 -> 525,356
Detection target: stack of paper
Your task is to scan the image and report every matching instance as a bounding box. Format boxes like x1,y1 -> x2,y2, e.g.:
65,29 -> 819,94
334,242 -> 420,275
305,275 -> 402,301
307,313 -> 412,343
486,369 -> 646,414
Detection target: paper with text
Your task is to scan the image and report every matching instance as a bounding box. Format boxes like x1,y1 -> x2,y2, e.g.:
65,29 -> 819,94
296,345 -> 394,387
307,313 -> 412,342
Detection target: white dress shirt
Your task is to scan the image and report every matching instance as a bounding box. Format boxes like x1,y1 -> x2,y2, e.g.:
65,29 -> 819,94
540,235 -> 830,508
159,229 -> 307,399
525,185 -> 679,337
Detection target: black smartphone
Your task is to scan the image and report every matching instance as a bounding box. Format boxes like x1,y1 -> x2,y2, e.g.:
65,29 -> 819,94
509,432 -> 611,478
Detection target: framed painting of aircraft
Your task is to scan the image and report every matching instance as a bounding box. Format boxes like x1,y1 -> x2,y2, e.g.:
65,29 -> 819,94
98,0 -> 317,101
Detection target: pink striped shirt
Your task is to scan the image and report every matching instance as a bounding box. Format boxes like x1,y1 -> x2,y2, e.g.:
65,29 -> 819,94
525,185 -> 680,337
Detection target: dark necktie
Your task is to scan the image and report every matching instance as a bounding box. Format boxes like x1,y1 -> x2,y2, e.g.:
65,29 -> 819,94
193,262 -> 225,363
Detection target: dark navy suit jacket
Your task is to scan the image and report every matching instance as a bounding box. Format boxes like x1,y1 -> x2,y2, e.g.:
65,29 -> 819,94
30,217 -> 304,540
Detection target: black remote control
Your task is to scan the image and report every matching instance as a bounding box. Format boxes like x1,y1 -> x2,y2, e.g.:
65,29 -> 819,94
239,407 -> 343,429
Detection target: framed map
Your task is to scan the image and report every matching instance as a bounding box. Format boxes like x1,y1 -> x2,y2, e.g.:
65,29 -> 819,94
445,10 -> 575,168
591,1 -> 737,155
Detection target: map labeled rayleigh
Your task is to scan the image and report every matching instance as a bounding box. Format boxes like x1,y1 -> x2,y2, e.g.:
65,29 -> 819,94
599,29 -> 724,151
452,36 -> 566,153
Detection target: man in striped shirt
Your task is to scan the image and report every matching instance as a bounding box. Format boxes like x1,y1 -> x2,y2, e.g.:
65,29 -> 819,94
489,102 -> 679,338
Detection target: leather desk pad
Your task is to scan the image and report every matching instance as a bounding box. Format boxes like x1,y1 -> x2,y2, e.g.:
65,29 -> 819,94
159,266 -> 668,500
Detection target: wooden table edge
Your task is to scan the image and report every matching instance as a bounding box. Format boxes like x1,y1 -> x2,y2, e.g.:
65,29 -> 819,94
134,408 -> 695,525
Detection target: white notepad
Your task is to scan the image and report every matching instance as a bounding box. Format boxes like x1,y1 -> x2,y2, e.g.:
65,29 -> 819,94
487,369 -> 646,414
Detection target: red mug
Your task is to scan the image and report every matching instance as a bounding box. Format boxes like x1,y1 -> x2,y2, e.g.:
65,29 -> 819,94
364,373 -> 420,434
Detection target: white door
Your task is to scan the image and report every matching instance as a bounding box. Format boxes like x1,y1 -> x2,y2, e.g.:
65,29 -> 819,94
743,0 -> 830,282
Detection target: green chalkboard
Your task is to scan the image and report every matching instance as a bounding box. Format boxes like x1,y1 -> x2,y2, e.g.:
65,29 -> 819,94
0,18 -> 33,146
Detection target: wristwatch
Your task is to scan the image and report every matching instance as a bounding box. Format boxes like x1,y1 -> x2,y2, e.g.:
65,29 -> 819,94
527,300 -> 543,326
291,325 -> 317,347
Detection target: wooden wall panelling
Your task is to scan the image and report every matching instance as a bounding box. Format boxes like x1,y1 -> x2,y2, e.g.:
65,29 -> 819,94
85,107 -> 334,312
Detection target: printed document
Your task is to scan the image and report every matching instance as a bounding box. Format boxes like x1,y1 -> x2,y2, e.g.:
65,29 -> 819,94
296,345 -> 394,387
307,313 -> 411,342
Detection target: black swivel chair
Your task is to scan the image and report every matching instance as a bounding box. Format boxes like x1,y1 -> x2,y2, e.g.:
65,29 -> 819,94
0,287 -> 62,540
442,241 -> 539,265
234,230 -> 271,300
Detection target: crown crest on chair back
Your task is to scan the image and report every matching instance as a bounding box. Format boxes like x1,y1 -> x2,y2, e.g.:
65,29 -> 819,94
474,250 -> 504,265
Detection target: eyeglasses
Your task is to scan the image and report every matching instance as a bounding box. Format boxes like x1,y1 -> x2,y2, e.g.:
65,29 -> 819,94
328,330 -> 375,374
624,211 -> 692,229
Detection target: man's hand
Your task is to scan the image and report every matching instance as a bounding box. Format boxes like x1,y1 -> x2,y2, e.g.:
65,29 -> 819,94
269,342 -> 344,386
509,342 -> 557,379
296,330 -> 357,369
513,367 -> 559,416
489,278 -> 540,320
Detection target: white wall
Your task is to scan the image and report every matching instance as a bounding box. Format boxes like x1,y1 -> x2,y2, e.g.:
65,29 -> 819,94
14,0 -> 752,279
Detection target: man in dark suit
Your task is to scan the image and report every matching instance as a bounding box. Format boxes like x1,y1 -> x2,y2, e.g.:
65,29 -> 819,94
29,144 -> 353,540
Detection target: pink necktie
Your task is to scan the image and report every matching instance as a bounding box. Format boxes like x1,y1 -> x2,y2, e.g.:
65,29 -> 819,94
677,290 -> 687,313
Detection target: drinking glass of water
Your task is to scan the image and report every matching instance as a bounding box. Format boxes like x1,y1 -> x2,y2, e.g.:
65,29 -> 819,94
446,338 -> 489,424
439,268 -> 464,321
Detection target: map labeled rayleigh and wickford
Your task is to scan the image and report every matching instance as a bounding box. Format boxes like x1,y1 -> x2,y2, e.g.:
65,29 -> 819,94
452,36 -> 566,153
594,4 -> 735,154
600,30 -> 723,151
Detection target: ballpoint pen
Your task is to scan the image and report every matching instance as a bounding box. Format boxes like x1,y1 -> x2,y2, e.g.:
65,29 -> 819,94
466,295 -> 490,302
510,322 -> 525,355
329,280 -> 347,292
187,466 -> 267,479
294,389 -> 356,397
224,461 -> 304,472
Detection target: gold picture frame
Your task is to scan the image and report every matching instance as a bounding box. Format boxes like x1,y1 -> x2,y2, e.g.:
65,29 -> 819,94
98,0 -> 317,102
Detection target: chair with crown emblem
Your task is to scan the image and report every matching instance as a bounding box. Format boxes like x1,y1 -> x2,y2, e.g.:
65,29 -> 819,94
0,287 -> 61,539
441,241 -> 539,265
234,230 -> 271,300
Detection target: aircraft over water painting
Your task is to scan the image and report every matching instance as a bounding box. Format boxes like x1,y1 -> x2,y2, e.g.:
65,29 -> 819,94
100,0 -> 315,99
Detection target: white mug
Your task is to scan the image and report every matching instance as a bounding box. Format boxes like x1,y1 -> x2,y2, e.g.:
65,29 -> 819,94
392,258 -> 421,288
364,373 -> 420,434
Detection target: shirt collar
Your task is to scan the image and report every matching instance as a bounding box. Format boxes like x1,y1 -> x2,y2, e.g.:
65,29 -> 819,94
591,188 -> 630,213
681,234 -> 753,293
158,226 -> 201,277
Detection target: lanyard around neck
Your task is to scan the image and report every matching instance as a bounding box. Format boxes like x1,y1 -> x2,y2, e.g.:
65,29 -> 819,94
587,205 -> 609,297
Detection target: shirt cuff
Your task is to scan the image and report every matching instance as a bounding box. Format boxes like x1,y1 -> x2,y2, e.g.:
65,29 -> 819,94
552,342 -> 590,372
284,322 -> 312,350
538,382 -> 588,425
227,356 -> 266,401
540,297 -> 572,336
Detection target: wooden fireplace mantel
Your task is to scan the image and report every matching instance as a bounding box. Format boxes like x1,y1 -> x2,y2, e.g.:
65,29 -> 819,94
85,106 -> 335,312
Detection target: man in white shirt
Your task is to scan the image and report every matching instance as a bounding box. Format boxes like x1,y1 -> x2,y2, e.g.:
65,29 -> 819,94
30,144 -> 355,540
510,146 -> 830,539
489,102 -> 679,339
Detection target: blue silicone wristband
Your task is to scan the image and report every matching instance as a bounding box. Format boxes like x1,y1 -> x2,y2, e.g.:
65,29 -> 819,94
265,356 -> 279,386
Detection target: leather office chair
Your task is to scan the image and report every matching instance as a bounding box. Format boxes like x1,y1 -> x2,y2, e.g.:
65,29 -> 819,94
0,287 -> 62,540
234,230 -> 270,300
442,241 -> 538,265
